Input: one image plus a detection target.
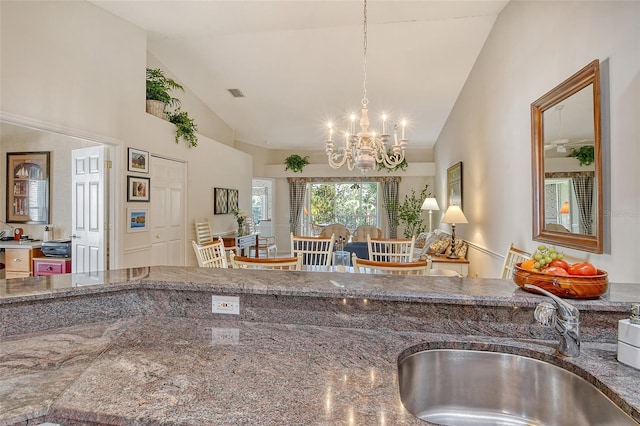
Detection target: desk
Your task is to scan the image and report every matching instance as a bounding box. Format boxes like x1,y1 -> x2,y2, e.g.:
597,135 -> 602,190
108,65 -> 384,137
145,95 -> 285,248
0,240 -> 43,279
429,255 -> 469,277
220,233 -> 259,257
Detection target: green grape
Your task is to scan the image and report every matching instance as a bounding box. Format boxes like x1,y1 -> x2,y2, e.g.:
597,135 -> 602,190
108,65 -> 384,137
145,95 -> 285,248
537,245 -> 547,251
557,253 -> 564,260
534,253 -> 543,261
544,256 -> 552,264
550,253 -> 557,260
534,262 -> 541,269
548,247 -> 556,254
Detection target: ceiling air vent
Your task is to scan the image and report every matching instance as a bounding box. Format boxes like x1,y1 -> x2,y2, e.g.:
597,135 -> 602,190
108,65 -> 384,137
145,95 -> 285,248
227,88 -> 245,98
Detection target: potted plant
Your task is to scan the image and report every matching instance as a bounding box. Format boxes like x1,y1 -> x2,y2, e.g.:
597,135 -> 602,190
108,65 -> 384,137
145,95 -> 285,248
146,68 -> 184,118
394,184 -> 432,238
569,146 -> 595,166
284,154 -> 310,173
167,108 -> 198,148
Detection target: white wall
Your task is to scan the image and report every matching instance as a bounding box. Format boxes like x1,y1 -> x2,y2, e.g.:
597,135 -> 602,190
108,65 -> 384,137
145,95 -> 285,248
0,1 -> 252,267
434,1 -> 640,282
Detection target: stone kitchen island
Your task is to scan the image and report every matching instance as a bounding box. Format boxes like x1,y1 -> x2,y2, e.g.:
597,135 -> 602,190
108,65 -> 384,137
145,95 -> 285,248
1,267 -> 639,425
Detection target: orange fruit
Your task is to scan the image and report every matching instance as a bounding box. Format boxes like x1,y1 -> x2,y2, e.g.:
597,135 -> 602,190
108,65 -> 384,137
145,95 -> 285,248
520,259 -> 537,271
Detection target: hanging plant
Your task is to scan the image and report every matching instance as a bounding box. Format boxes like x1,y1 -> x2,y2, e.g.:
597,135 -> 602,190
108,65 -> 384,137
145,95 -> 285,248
569,146 -> 594,166
167,108 -> 198,148
284,154 -> 310,173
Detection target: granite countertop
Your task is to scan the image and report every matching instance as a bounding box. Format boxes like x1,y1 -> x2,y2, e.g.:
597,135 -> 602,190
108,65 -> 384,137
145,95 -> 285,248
3,316 -> 639,426
1,266 -> 639,425
2,266 -> 638,309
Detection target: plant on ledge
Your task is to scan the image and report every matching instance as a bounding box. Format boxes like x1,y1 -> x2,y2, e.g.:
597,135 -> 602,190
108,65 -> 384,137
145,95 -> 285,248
394,184 -> 432,238
167,109 -> 198,148
284,154 -> 310,173
569,145 -> 595,166
146,68 -> 183,113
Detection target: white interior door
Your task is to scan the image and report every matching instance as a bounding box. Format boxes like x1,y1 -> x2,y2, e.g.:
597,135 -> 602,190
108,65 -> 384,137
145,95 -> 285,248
71,146 -> 106,274
150,156 -> 186,266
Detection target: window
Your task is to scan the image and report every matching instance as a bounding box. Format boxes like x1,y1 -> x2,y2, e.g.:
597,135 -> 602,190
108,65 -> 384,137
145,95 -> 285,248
306,182 -> 378,234
252,179 -> 273,221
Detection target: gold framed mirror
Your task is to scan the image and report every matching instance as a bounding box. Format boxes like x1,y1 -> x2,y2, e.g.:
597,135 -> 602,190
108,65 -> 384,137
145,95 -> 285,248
531,60 -> 603,253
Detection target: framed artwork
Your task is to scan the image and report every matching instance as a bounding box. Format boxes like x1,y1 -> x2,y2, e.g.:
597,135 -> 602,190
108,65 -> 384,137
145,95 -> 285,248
447,162 -> 463,209
6,151 -> 51,224
227,189 -> 239,213
128,148 -> 149,173
127,176 -> 150,202
127,208 -> 148,232
214,187 -> 228,214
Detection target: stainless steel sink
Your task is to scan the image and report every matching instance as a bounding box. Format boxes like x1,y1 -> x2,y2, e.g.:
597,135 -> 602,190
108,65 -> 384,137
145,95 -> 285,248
398,349 -> 638,425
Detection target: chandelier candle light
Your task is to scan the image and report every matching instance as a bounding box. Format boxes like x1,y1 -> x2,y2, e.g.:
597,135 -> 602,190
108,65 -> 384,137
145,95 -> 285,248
325,0 -> 408,175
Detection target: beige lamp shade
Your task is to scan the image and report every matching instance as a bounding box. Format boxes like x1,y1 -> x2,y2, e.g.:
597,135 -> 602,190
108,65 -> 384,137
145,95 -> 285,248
559,201 -> 570,214
441,205 -> 468,224
421,198 -> 440,211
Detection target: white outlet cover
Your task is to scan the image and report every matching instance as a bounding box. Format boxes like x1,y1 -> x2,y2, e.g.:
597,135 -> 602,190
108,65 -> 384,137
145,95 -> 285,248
212,295 -> 240,315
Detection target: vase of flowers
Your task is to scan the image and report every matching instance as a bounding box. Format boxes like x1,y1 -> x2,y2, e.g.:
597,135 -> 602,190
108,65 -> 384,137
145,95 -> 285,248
234,209 -> 248,235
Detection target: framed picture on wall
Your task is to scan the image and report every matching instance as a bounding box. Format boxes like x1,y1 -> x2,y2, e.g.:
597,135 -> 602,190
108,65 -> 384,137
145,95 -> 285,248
227,189 -> 238,213
447,162 -> 463,209
214,187 -> 228,214
127,176 -> 150,202
127,148 -> 149,173
127,208 -> 148,233
6,151 -> 51,224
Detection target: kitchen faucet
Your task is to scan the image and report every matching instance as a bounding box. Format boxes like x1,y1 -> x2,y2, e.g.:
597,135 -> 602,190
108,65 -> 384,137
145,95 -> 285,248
525,284 -> 580,357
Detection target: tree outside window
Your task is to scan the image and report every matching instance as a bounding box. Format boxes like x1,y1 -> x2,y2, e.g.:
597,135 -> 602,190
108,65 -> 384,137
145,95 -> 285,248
309,182 -> 378,233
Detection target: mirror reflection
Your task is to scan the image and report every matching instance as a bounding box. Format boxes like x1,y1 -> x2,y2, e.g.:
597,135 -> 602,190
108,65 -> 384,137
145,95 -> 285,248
543,86 -> 596,236
531,60 -> 604,253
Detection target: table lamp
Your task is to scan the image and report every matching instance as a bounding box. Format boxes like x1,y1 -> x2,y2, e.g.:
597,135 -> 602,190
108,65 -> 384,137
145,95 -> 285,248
421,198 -> 440,232
441,205 -> 468,258
559,201 -> 570,214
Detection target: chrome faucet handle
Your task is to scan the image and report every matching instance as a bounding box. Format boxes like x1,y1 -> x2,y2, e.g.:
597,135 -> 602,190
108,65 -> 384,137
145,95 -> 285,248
525,284 -> 580,357
524,284 -> 579,322
534,301 -> 557,327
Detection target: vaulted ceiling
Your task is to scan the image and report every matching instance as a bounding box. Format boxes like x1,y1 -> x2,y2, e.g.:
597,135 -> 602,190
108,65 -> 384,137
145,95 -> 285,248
91,0 -> 509,150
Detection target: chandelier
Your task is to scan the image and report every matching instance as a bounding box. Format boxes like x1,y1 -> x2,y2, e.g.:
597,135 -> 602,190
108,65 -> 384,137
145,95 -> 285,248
325,0 -> 408,175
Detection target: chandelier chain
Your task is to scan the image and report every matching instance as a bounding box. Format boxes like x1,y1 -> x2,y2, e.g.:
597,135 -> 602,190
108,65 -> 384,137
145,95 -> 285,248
324,0 -> 408,175
362,0 -> 368,106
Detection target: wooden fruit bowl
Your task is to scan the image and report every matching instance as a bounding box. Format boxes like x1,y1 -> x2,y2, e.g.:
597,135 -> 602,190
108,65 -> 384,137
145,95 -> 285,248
513,263 -> 608,299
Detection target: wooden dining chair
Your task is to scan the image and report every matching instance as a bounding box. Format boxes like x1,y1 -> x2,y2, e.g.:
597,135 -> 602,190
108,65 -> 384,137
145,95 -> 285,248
320,223 -> 350,243
352,225 -> 383,242
230,253 -> 302,270
290,233 -> 336,266
501,243 -> 531,279
192,239 -> 228,268
352,253 -> 431,275
367,235 -> 415,263
194,219 -> 213,244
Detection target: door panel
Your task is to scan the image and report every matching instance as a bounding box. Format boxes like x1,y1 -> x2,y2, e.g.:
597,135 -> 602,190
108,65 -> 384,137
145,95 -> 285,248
150,156 -> 186,266
72,146 -> 106,274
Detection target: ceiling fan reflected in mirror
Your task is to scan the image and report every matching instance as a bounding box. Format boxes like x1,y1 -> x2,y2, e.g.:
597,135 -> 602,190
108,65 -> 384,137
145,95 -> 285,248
544,104 -> 593,153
